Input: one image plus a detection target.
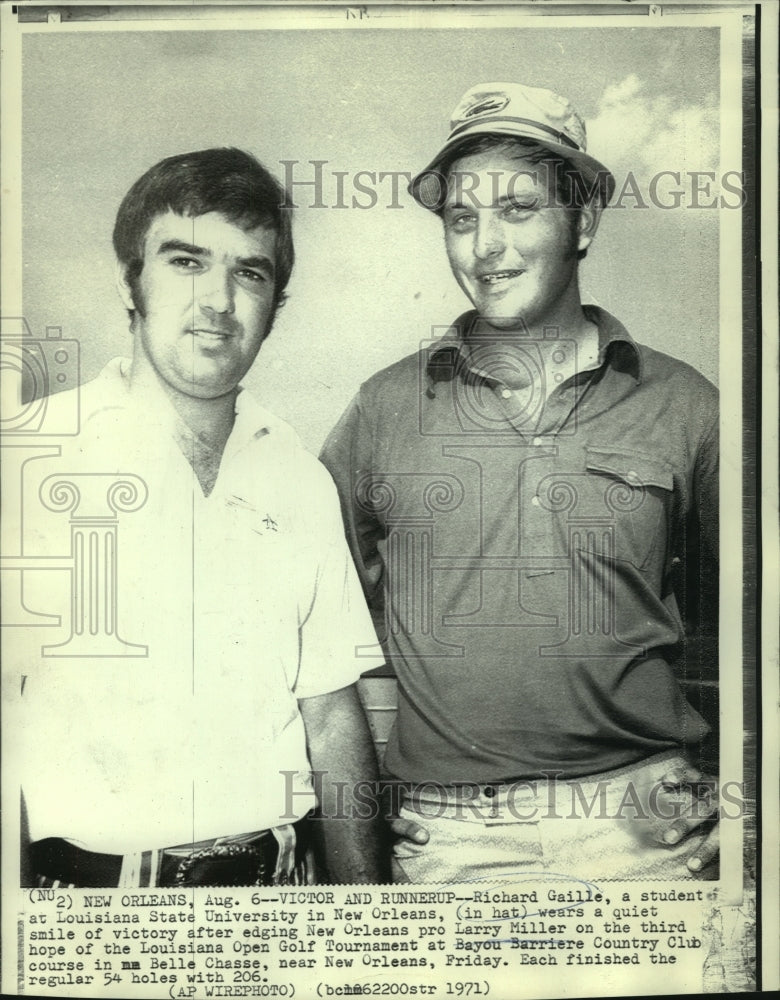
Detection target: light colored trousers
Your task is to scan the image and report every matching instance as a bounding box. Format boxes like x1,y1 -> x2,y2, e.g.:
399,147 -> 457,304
392,752 -> 713,883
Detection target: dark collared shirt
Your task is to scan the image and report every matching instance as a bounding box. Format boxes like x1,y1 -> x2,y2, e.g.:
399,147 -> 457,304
321,307 -> 719,783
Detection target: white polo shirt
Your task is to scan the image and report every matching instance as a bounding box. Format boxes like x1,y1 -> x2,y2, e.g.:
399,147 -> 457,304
18,360 -> 378,853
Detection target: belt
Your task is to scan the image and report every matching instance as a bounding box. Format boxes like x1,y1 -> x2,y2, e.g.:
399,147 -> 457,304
387,777 -> 534,800
31,818 -> 311,889
400,781 -> 536,810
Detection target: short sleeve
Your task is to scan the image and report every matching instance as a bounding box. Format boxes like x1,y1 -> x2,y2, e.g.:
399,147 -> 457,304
319,393 -> 388,640
293,461 -> 382,700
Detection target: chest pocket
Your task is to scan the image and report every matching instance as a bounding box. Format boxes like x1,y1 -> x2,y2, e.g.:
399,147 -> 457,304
581,447 -> 675,571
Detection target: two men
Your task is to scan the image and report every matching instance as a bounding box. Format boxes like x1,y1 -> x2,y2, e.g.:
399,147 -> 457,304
19,84 -> 721,888
321,83 -> 720,882
20,148 -> 386,887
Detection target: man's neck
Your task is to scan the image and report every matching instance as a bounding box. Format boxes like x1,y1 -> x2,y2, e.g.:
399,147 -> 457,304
468,303 -> 600,393
123,358 -> 237,497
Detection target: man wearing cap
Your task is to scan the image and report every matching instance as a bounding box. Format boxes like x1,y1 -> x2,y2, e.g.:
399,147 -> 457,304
321,83 -> 720,883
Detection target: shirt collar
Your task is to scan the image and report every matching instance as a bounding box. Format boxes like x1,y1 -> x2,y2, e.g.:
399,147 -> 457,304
228,385 -> 278,452
425,305 -> 643,390
96,357 -> 277,449
585,305 -> 643,382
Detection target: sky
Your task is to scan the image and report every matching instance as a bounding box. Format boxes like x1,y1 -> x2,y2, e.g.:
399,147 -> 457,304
19,17 -> 727,450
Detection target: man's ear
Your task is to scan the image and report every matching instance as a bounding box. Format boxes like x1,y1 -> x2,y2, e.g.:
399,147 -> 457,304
577,203 -> 603,254
115,260 -> 136,312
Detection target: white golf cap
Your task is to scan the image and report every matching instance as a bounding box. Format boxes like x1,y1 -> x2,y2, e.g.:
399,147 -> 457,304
409,81 -> 615,210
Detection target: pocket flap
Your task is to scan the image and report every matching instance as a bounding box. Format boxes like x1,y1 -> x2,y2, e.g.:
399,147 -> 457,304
585,447 -> 674,491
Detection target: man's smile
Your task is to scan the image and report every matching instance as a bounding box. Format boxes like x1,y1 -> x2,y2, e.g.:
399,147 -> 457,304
187,327 -> 236,343
477,269 -> 525,285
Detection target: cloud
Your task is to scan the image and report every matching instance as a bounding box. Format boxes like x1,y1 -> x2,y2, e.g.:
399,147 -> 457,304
587,74 -> 720,179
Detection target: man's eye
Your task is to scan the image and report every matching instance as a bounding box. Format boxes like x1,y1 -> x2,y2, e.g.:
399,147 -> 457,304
505,201 -> 537,217
171,257 -> 200,270
237,269 -> 267,284
447,213 -> 475,230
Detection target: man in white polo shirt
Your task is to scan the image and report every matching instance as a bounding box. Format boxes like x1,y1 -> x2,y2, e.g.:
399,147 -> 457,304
19,148 -> 386,887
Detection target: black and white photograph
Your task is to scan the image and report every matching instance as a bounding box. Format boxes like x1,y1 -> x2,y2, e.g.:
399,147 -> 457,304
1,1 -> 775,997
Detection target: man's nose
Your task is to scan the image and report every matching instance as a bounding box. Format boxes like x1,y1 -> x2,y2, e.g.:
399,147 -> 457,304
474,214 -> 505,260
197,269 -> 235,314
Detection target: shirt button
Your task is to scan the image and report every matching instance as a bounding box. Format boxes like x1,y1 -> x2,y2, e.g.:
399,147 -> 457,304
531,496 -> 540,507
501,388 -> 512,399
532,437 -> 543,446
483,785 -> 497,798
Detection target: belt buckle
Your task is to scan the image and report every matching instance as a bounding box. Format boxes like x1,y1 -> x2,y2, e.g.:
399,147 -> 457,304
175,842 -> 267,887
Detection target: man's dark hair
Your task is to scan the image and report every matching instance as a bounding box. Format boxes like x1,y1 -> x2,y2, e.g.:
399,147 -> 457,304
438,134 -> 606,260
113,147 -> 294,319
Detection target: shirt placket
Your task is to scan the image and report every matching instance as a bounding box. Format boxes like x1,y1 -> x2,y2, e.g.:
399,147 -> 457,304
486,375 -> 592,613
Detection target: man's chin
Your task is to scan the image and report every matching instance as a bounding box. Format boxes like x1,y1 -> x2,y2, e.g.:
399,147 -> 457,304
473,310 -> 531,335
189,384 -> 240,401
176,373 -> 242,401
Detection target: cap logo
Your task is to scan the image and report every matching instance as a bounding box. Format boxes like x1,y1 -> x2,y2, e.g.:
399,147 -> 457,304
463,94 -> 510,119
412,82 -> 616,211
